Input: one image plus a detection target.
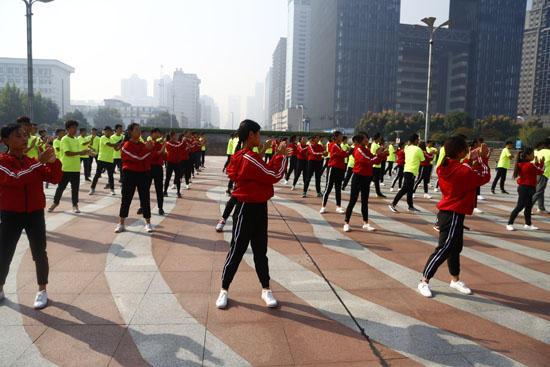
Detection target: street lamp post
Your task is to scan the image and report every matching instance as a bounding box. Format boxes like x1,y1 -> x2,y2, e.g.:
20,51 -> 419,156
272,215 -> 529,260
414,17 -> 453,141
23,0 -> 54,121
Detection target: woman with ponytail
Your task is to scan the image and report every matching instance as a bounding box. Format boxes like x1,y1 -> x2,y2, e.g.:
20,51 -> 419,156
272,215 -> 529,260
216,120 -> 289,309
115,123 -> 155,233
506,147 -> 545,231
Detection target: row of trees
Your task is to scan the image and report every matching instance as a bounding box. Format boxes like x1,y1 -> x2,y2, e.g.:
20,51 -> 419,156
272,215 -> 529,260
354,110 -> 549,145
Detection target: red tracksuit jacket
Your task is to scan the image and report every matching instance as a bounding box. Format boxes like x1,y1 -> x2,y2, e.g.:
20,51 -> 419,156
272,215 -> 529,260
327,142 -> 349,169
352,145 -> 383,177
289,143 -> 298,157
437,156 -> 491,215
516,160 -> 545,187
165,141 -> 184,163
0,153 -> 62,213
420,150 -> 434,166
150,141 -> 165,166
396,150 -> 405,166
121,141 -> 154,172
308,143 -> 324,161
227,149 -> 287,203
297,143 -> 308,160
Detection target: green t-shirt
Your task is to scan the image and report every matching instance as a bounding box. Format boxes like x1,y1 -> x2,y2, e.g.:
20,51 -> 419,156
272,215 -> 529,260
111,134 -> 123,159
427,146 -> 437,164
347,145 -> 356,168
436,146 -> 446,168
252,147 -> 259,153
200,137 -> 206,151
90,135 -> 100,155
60,136 -> 82,172
404,145 -> 425,176
341,143 -> 349,163
497,147 -> 512,170
226,139 -> 234,155
98,135 -> 115,163
53,139 -> 62,159
387,144 -> 396,162
27,135 -> 39,159
534,148 -> 550,178
371,142 -> 381,168
77,136 -> 91,158
231,137 -> 239,154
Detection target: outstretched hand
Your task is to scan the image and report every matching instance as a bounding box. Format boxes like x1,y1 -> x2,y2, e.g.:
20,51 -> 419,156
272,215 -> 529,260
38,146 -> 56,164
276,141 -> 288,156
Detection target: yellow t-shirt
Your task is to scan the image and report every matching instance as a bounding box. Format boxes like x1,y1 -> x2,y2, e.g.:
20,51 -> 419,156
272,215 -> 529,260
371,142 -> 381,168
111,134 -> 123,159
534,148 -> 550,179
60,136 -> 81,172
404,145 -> 425,176
27,135 -> 39,159
90,135 -> 100,155
53,139 -> 62,159
497,147 -> 512,170
98,135 -> 115,163
387,145 -> 396,162
77,135 -> 91,158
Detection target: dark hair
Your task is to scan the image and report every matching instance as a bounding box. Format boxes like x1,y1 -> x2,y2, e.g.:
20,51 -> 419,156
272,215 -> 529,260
343,135 -> 348,141
91,128 -> 97,132
513,147 -> 535,179
408,133 -> 419,144
478,137 -> 485,143
16,116 -> 31,124
124,123 -> 139,142
398,142 -> 405,148
104,126 -> 113,132
55,129 -> 64,135
1,124 -> 23,141
150,128 -> 161,134
115,124 -> 123,130
168,131 -> 177,139
79,128 -> 87,133
333,131 -> 342,138
470,138 -> 479,149
535,141 -> 544,149
38,130 -> 46,135
427,140 -> 433,145
505,141 -> 513,146
236,119 -> 261,151
352,134 -> 363,144
418,141 -> 427,151
443,136 -> 469,161
373,132 -> 381,140
290,135 -> 297,143
65,120 -> 79,129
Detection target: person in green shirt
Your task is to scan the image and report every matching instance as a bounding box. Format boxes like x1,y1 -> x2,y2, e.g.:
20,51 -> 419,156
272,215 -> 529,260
264,135 -> 273,163
384,139 -> 396,179
200,133 -> 207,168
77,128 -> 94,181
52,129 -> 65,159
532,138 -> 550,213
223,133 -> 236,172
341,143 -> 355,190
112,124 -> 124,174
491,141 -> 514,194
89,126 -> 122,195
89,128 -> 100,168
370,133 -> 385,198
16,116 -> 39,159
389,133 -> 425,213
49,120 -> 92,213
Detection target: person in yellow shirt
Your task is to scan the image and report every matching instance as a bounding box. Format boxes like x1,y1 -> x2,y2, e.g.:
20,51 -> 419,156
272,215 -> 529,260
89,126 -> 122,195
77,128 -> 94,181
16,116 -> 39,159
49,120 -> 92,213
223,133 -> 236,172
491,141 -> 513,194
90,128 -> 100,168
200,133 -> 207,168
370,133 -> 385,198
384,139 -> 396,179
111,124 -> 124,174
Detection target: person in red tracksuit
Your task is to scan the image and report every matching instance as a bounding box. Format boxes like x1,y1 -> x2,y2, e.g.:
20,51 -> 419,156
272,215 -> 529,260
391,142 -> 406,191
507,147 -> 545,231
417,136 -> 491,298
215,119 -> 288,310
284,135 -> 298,184
0,124 -> 62,309
303,135 -> 327,198
180,132 -> 192,189
164,132 -> 184,198
139,128 -> 166,216
343,133 -> 385,232
115,123 -> 156,234
413,141 -> 435,198
291,136 -> 309,190
320,131 -> 352,214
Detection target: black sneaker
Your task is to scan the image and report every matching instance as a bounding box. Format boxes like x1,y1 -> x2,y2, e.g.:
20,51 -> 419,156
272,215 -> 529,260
388,205 -> 399,213
159,208 -> 165,215
163,191 -> 168,197
491,189 -> 496,194
104,184 -> 110,189
501,190 -> 509,194
408,207 -> 421,213
177,192 -> 182,198
137,208 -> 143,215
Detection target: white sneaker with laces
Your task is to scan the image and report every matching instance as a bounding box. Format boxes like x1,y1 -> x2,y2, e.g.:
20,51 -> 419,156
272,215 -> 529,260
33,290 -> 48,309
216,219 -> 226,232
114,223 -> 125,233
524,224 -> 539,230
423,193 -> 432,199
506,224 -> 515,231
110,190 -> 116,196
146,223 -> 153,233
72,206 -> 80,214
380,182 -> 385,186
319,207 -> 327,214
88,189 -> 95,195
0,290 -> 4,301
336,207 -> 346,214
343,223 -> 351,232
362,223 -> 376,231
171,184 -> 176,190
473,208 -> 483,214
477,195 -> 485,201
388,205 -> 399,213
216,290 -> 228,309
537,209 -> 548,214
291,185 -> 295,191
284,180 -> 288,185
390,187 -> 394,192
418,282 -> 432,297
434,187 -> 439,192
261,289 -> 278,308
450,280 -> 472,295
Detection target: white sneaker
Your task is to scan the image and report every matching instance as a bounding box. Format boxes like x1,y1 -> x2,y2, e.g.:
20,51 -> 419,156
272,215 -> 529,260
88,189 -> 95,195
145,223 -> 153,233
284,179 -> 288,185
418,282 -> 432,297
388,205 -> 399,213
412,193 -> 416,199
216,290 -> 228,309
33,290 -> 48,309
343,223 -> 351,232
336,207 -> 346,214
423,193 -> 432,199
291,185 -> 295,191
72,206 -> 80,214
477,195 -> 485,201
370,182 -> 374,187
216,219 -> 226,232
380,182 -> 385,186
390,187 -> 394,192
473,208 -> 483,214
450,280 -> 472,295
171,184 -> 176,190
0,290 -> 4,301
110,190 -> 116,196
537,209 -> 548,214
362,223 -> 376,231
186,184 -> 190,190
506,224 -> 515,231
524,224 -> 539,230
434,188 -> 439,192
319,207 -> 327,214
261,289 -> 278,308
114,223 -> 125,233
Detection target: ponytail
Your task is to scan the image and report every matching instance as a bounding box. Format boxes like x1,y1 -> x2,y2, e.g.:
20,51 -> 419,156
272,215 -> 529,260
236,119 -> 261,151
513,147 -> 534,179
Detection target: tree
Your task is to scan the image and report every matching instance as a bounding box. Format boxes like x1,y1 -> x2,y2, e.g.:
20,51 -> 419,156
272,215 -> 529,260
94,107 -> 123,128
62,109 -> 92,130
0,83 -> 26,127
33,92 -> 60,126
474,115 -> 521,141
144,111 -> 178,128
443,111 -> 472,132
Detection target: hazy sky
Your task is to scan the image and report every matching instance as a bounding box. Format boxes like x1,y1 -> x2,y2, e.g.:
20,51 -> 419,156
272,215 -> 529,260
1,0 -> 452,127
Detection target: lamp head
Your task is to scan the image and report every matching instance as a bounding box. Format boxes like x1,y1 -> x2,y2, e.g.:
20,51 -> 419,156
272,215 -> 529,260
35,0 -> 55,2
421,17 -> 437,28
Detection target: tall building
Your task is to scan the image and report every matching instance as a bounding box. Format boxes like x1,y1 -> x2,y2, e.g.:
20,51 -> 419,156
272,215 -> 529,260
200,95 -> 220,128
246,82 -> 265,123
450,0 -> 527,120
396,25 -> 470,116
172,69 -> 201,128
0,57 -> 74,116
104,99 -> 169,127
228,96 -> 241,129
154,75 -> 173,108
518,0 -> 550,123
285,0 -> 311,110
264,68 -> 273,128
121,74 -> 147,99
270,38 -> 287,122
307,0 -> 400,131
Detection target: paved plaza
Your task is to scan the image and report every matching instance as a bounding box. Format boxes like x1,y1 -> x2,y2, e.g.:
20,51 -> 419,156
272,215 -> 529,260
1,156 -> 549,367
